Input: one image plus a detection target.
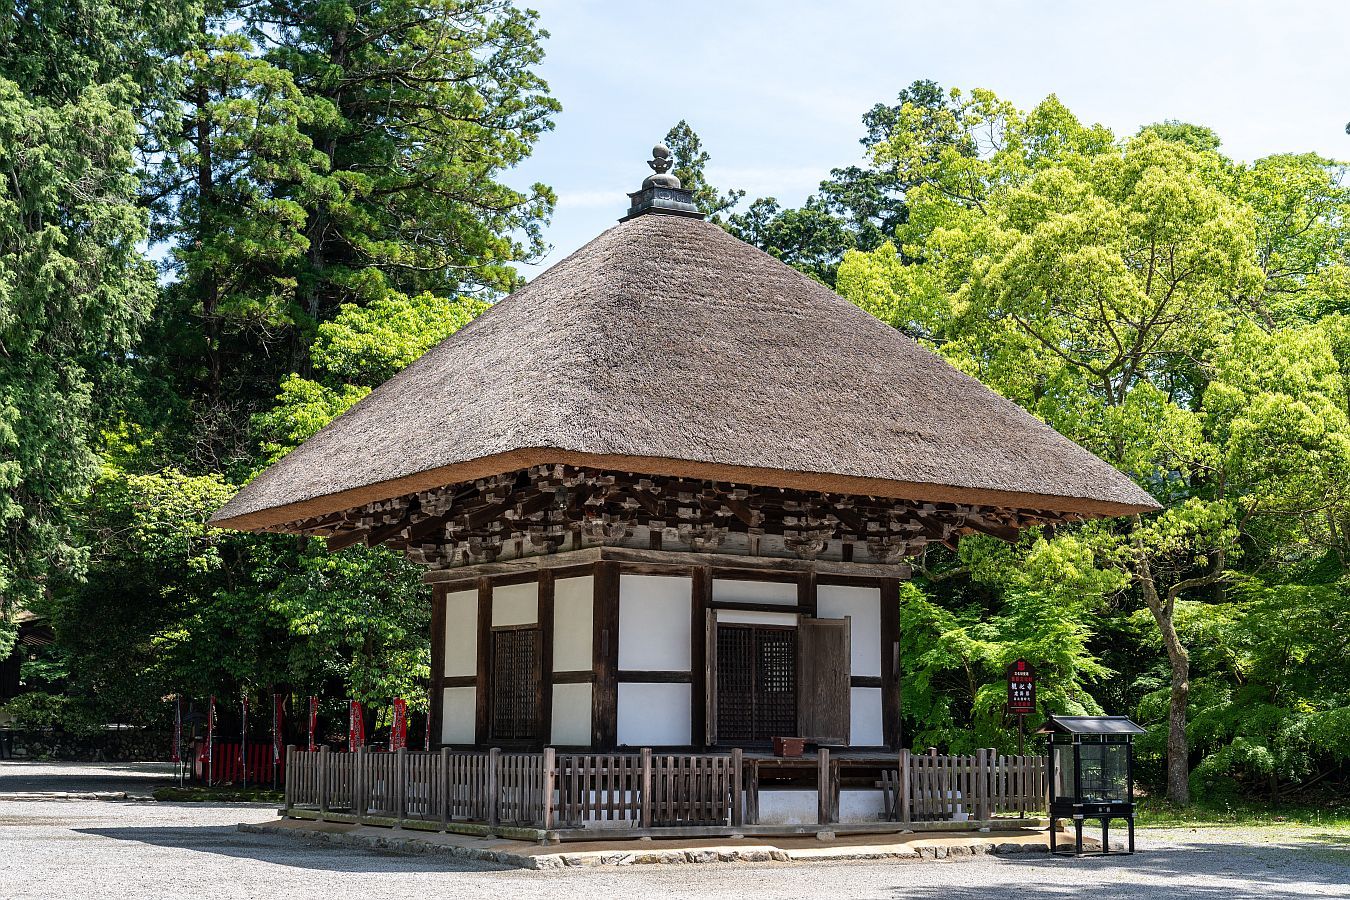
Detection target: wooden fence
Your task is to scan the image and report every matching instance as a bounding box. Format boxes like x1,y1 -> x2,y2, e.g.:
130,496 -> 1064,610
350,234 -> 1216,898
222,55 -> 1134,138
283,746 -> 1045,835
894,748 -> 1047,821
286,746 -> 742,832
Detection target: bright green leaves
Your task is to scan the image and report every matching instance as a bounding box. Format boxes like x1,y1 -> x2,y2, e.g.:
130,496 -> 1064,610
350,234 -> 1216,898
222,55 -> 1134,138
253,290 -> 486,464
0,75 -> 154,631
841,84 -> 1350,795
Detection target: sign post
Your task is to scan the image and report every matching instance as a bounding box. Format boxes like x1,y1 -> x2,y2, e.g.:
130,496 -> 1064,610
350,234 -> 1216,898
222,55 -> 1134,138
206,695 -> 216,788
390,698 -> 408,752
271,693 -> 285,791
1006,659 -> 1037,753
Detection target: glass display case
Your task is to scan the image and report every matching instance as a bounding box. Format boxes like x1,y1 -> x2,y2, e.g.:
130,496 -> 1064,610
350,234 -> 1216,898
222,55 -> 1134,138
1037,714 -> 1146,856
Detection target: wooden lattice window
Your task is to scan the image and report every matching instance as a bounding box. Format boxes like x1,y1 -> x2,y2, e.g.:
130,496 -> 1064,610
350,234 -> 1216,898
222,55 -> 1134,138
715,624 -> 797,744
490,626 -> 540,742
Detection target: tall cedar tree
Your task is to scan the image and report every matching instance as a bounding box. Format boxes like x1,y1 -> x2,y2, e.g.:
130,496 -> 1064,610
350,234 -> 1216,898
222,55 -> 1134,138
0,1 -> 181,649
146,0 -> 558,471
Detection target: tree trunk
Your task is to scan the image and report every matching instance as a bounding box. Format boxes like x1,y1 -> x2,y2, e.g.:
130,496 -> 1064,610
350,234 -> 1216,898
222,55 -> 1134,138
1133,516 -> 1191,806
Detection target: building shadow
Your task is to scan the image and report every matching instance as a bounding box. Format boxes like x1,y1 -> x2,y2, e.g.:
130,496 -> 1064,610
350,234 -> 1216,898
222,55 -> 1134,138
73,823 -> 513,874
887,836 -> 1348,899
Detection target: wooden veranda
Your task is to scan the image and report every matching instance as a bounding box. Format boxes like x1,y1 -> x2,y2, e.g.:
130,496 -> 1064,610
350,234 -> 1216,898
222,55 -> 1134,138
283,746 -> 1048,842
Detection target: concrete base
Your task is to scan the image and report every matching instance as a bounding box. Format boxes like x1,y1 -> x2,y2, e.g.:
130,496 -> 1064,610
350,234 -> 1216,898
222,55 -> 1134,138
241,818 -> 1104,870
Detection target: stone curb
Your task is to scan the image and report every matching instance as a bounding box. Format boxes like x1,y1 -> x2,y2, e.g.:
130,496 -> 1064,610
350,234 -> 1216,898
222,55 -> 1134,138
0,791 -> 148,802
237,822 -> 1069,870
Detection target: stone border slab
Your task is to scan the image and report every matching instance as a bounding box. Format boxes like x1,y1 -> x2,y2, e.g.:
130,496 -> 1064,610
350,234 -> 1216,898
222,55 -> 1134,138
239,820 -> 1093,870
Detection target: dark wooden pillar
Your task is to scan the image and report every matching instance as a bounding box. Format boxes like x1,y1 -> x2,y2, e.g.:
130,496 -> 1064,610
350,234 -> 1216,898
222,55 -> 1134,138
798,570 -> 818,617
474,577 -> 492,745
690,566 -> 711,750
536,570 -> 555,748
880,576 -> 902,750
592,561 -> 620,749
428,585 -> 447,748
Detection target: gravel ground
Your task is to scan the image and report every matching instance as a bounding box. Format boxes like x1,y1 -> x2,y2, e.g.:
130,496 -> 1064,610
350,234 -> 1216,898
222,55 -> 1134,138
0,760 -> 179,795
1,763 -> 1347,899
1,798 -> 1345,900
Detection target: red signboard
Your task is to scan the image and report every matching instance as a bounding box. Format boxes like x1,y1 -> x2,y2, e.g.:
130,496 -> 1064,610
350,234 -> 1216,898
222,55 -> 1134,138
390,698 -> 408,751
271,694 -> 285,768
171,697 -> 183,764
1007,659 -> 1037,715
348,700 -> 366,751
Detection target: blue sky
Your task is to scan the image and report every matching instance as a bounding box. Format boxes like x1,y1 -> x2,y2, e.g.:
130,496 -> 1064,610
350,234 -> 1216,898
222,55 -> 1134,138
507,0 -> 1350,278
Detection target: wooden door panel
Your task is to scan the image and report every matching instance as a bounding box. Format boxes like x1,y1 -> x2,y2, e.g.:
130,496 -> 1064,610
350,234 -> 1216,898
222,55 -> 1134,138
798,617 -> 850,745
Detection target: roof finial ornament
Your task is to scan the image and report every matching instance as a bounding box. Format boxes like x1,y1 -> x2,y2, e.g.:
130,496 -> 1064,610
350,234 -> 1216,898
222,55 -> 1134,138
642,143 -> 681,190
621,139 -> 703,222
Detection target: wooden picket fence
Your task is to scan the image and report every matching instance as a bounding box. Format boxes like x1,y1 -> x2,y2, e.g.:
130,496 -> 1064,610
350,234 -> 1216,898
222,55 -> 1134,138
890,748 -> 1047,821
285,746 -> 743,832
283,746 -> 1044,834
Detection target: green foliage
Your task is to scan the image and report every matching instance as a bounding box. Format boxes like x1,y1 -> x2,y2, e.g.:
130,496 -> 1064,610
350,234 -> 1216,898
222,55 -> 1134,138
839,84 -> 1350,800
0,73 -> 155,643
6,0 -> 545,734
662,120 -> 744,220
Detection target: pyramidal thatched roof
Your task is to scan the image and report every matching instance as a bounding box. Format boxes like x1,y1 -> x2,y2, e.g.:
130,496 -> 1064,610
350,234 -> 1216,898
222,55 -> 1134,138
212,212 -> 1157,532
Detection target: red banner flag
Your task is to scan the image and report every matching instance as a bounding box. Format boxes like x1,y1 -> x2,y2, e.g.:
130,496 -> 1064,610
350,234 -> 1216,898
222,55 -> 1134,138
348,700 -> 366,751
171,696 -> 183,764
271,694 -> 284,765
390,698 -> 408,751
240,694 -> 249,786
307,697 -> 318,751
207,695 -> 216,786
424,692 -> 433,751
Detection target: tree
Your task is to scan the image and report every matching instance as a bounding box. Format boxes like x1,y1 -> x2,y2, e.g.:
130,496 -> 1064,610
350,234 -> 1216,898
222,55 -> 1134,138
0,77 -> 155,653
726,80 -> 962,286
139,0 -> 560,471
662,120 -> 744,220
836,87 -> 1350,805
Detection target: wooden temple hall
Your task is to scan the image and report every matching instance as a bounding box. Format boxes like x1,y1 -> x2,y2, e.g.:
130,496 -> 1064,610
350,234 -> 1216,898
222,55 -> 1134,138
213,143 -> 1158,837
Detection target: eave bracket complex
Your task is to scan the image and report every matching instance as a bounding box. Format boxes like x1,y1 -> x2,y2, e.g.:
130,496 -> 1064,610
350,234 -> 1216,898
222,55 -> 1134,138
271,464 -> 1079,570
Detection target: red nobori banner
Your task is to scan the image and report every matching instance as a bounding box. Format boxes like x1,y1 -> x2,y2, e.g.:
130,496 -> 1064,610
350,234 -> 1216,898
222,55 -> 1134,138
390,698 -> 408,751
171,697 -> 183,763
348,700 -> 366,751
271,694 -> 285,765
1007,659 -> 1037,715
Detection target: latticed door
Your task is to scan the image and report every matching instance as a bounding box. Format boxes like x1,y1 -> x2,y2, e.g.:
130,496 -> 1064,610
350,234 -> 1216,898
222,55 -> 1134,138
715,624 -> 797,744
490,626 -> 540,742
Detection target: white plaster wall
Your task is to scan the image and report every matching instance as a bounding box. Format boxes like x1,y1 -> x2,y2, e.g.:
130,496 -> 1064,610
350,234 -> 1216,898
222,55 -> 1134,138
551,682 -> 593,746
443,588 -> 478,678
618,575 -> 691,671
755,789 -> 888,825
440,686 -> 476,744
617,682 -> 691,746
850,687 -> 884,746
491,581 -> 538,627
712,579 -> 797,605
553,576 -> 594,672
716,609 -> 798,627
818,584 -> 882,677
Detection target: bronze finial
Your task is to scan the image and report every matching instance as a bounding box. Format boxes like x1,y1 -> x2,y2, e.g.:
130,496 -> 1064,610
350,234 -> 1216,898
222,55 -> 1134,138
642,143 -> 682,190
620,139 -> 702,222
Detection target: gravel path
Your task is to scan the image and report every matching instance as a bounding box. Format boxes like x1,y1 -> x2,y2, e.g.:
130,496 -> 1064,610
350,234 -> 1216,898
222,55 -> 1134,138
1,794 -> 1346,900
0,760 -> 180,795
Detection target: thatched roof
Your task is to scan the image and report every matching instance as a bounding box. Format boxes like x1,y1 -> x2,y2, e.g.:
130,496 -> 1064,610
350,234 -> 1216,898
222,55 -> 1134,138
212,212 -> 1158,532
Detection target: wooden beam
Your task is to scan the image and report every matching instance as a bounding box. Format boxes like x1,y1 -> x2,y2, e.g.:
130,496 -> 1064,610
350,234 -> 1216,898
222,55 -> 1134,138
536,570 -> 555,748
880,577 -> 902,751
429,585 -> 447,748
474,578 -> 492,745
326,528 -> 368,552
690,566 -> 710,751
591,561 -> 620,750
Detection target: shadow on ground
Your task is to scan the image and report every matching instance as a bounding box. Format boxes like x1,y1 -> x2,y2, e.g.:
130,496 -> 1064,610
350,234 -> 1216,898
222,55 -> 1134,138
74,823 -> 509,874
888,836 -> 1349,899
